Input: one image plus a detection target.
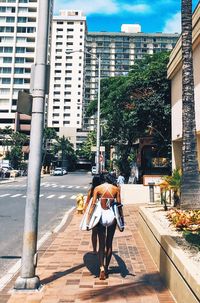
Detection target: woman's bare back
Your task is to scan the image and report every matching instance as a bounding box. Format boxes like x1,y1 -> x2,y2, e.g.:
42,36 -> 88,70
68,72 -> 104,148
92,183 -> 121,209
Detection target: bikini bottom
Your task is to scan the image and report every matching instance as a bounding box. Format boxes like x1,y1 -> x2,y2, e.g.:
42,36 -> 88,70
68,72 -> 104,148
100,208 -> 115,227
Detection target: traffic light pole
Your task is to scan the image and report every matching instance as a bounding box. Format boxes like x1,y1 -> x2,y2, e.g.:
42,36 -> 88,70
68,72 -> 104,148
14,0 -> 51,290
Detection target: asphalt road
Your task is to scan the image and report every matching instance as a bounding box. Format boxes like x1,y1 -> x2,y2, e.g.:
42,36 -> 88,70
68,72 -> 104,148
0,171 -> 92,280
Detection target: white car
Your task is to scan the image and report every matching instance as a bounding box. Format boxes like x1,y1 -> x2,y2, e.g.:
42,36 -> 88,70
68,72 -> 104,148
53,167 -> 67,176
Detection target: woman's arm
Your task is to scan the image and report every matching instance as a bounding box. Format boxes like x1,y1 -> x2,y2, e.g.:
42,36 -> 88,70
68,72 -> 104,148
84,189 -> 91,212
116,187 -> 121,204
86,188 -> 98,229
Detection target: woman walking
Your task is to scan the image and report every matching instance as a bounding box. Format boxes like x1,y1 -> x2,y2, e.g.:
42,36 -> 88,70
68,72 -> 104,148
87,173 -> 122,280
84,174 -> 102,253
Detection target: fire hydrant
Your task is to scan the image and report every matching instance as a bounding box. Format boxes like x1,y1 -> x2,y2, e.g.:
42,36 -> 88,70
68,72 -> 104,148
76,193 -> 84,214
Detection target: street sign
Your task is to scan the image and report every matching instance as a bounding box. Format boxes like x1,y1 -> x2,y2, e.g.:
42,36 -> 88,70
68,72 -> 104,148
17,91 -> 33,116
91,146 -> 105,152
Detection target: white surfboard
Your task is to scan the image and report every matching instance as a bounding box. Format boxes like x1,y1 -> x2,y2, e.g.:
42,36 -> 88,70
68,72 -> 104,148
80,199 -> 101,231
112,203 -> 125,232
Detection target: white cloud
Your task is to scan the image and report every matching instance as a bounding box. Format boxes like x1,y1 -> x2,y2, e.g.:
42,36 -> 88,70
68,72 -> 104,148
163,12 -> 181,33
123,4 -> 151,14
54,0 -> 119,15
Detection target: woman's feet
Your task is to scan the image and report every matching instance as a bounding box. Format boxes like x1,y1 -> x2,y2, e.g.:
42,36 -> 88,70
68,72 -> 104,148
99,266 -> 106,280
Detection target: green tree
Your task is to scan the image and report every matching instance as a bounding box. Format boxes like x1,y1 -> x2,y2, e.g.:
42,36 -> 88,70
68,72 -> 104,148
87,52 -> 171,178
42,127 -> 58,167
7,132 -> 28,169
78,131 -> 96,160
54,136 -> 77,171
181,0 -> 200,209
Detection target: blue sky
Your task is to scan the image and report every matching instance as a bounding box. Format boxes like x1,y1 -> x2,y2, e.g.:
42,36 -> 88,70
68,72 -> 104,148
53,0 -> 199,33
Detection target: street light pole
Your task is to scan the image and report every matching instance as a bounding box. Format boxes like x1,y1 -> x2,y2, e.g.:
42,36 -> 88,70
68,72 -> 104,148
66,49 -> 101,174
14,0 -> 51,290
96,55 -> 101,174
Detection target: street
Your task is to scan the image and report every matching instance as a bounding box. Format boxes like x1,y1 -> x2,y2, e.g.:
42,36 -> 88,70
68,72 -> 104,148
0,171 -> 91,280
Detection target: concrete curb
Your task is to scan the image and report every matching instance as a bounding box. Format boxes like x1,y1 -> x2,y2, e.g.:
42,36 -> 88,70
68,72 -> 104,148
139,206 -> 200,303
0,206 -> 75,291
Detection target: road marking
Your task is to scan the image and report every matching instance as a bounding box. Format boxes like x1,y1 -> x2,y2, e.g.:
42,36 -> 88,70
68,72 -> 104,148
47,195 -> 55,199
70,195 -> 76,199
58,195 -> 66,199
68,185 -> 73,188
76,186 -> 80,189
0,194 -> 10,197
22,195 -> 26,198
40,194 -> 44,197
10,194 -> 22,198
52,185 -> 57,188
60,185 -> 66,188
84,186 -> 88,189
44,185 -> 50,187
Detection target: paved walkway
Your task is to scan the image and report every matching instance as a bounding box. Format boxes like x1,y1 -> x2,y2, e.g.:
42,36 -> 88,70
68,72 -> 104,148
1,205 -> 175,303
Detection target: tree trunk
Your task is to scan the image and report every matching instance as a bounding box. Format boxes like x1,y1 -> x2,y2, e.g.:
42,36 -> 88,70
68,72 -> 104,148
181,0 -> 200,209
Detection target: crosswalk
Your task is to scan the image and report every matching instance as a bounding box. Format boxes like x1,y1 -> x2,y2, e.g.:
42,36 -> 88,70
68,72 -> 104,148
4,182 -> 89,190
0,193 -> 80,200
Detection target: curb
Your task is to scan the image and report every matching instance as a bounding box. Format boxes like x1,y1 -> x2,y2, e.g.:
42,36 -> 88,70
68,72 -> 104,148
0,206 -> 75,292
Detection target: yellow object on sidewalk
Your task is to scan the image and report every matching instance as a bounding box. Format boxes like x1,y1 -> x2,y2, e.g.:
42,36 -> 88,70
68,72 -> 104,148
76,193 -> 84,214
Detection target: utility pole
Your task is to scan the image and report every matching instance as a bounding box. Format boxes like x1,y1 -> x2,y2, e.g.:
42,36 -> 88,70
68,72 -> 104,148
14,0 -> 51,290
96,55 -> 101,174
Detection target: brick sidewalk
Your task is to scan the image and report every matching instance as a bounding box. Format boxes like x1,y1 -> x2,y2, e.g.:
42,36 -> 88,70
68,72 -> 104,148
1,205 -> 175,303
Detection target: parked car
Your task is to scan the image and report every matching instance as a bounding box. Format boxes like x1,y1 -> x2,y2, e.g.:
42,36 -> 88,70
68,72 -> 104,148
1,166 -> 20,177
91,166 -> 96,175
53,167 -> 68,176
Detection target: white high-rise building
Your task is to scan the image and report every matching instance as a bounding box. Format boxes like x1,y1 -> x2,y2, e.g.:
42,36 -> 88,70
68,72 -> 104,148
0,0 -> 53,131
47,10 -> 87,149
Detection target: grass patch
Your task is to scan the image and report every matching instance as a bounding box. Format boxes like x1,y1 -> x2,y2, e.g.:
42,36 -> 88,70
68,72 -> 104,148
183,231 -> 200,250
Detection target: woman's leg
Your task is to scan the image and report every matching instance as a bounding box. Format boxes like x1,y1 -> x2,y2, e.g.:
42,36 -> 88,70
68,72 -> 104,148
91,226 -> 98,253
105,220 -> 117,271
97,223 -> 106,279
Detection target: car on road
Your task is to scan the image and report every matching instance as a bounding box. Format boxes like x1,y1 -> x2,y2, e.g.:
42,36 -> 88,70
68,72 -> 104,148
53,167 -> 68,176
91,166 -> 96,175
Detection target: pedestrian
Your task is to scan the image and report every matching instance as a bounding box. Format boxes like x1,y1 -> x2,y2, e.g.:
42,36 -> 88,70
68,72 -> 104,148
87,173 -> 122,280
117,172 -> 125,186
84,174 -> 102,254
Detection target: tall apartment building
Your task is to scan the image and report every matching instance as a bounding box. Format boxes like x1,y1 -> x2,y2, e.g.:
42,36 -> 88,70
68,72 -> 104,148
0,0 -> 53,134
83,26 -> 179,129
47,10 -> 87,149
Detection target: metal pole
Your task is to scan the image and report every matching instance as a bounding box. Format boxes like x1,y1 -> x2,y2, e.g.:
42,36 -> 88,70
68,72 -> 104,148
14,0 -> 51,290
96,55 -> 101,174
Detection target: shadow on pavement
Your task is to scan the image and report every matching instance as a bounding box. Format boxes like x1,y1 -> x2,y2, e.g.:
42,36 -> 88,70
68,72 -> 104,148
40,263 -> 85,285
111,252 -> 135,278
83,252 -> 99,277
79,272 -> 167,302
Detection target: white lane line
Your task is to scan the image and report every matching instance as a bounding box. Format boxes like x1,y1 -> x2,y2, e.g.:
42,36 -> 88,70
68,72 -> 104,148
47,194 -> 55,199
70,195 -> 76,199
52,185 -> 57,188
68,185 -> 73,188
22,195 -> 26,198
75,186 -> 80,189
40,194 -> 44,197
44,185 -> 50,188
0,194 -> 10,197
10,194 -> 22,198
58,195 -> 66,199
84,186 -> 88,189
60,185 -> 66,188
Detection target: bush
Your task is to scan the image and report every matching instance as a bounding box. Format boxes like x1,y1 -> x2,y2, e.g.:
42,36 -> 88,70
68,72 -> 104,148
167,209 -> 200,232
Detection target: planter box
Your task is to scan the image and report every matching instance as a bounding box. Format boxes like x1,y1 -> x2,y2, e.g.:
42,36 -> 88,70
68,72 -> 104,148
139,206 -> 200,303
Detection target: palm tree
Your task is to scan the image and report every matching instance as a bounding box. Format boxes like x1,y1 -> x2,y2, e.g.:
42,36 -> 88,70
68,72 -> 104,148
54,136 -> 77,171
181,0 -> 200,209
